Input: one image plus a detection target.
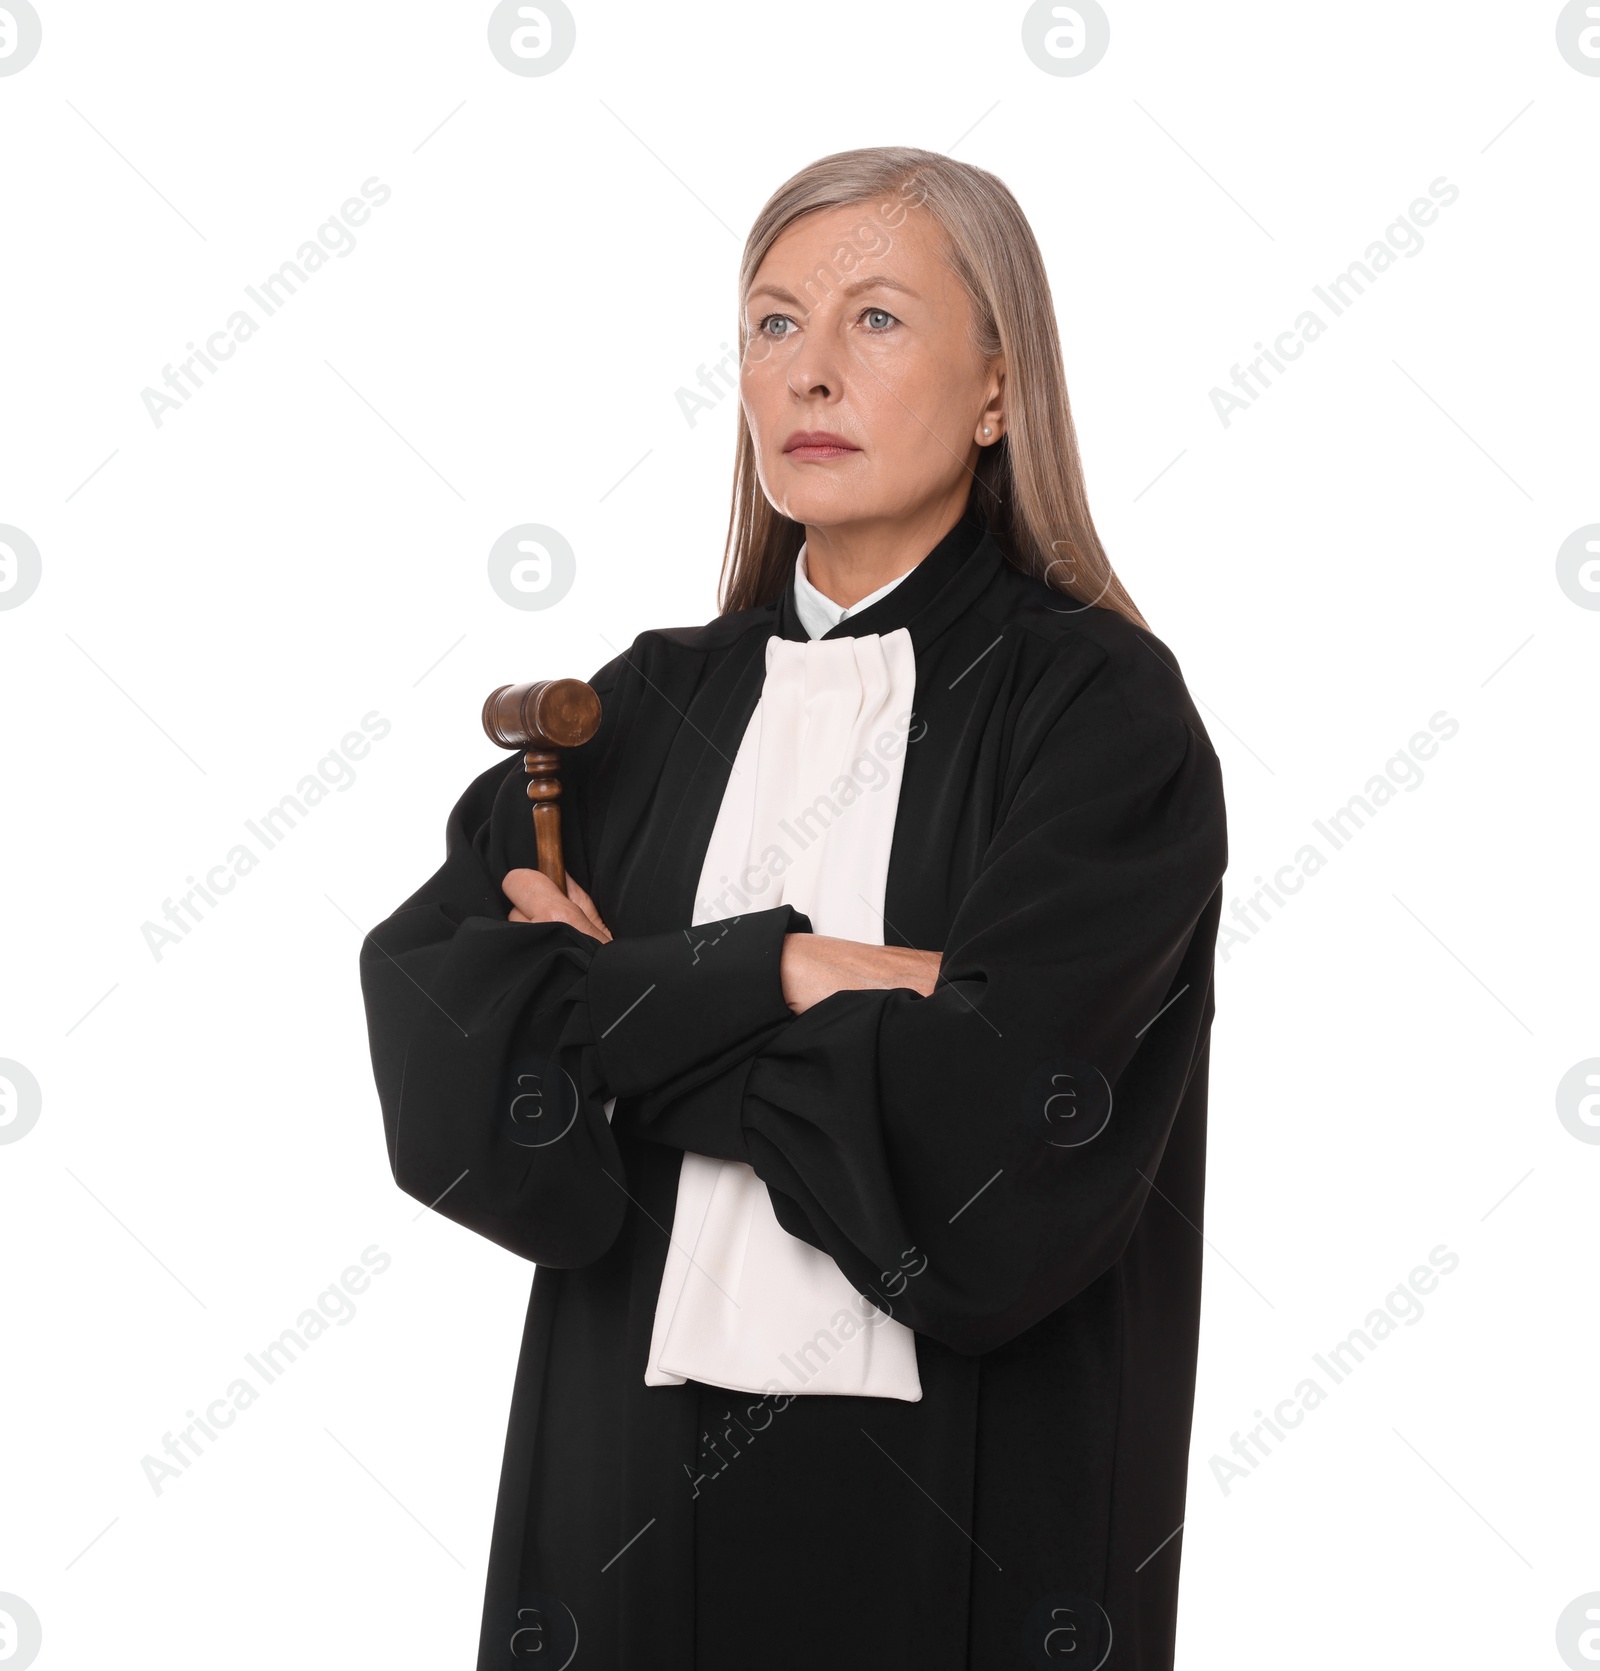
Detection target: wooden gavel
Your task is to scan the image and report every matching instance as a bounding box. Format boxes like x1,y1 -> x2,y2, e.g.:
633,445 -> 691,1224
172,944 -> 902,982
482,680 -> 602,892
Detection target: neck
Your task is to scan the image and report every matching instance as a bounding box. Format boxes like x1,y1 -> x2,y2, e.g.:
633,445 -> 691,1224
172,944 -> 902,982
802,489 -> 971,610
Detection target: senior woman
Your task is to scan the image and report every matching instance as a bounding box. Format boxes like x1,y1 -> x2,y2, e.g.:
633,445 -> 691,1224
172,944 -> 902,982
361,145 -> 1228,1671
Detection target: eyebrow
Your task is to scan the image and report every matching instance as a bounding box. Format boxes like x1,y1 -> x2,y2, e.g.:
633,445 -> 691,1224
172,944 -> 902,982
746,274 -> 922,307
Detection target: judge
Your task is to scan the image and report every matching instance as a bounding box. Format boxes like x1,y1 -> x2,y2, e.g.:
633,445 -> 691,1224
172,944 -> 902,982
361,145 -> 1228,1671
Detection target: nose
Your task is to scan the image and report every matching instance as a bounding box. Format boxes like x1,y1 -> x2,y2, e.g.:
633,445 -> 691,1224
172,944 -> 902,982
785,319 -> 844,404
787,366 -> 834,402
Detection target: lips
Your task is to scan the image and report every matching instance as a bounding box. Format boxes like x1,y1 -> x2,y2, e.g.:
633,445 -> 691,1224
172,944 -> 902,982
783,430 -> 860,460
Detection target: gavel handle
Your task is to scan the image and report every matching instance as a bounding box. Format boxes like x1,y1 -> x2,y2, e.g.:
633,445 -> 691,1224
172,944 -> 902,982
525,748 -> 567,892
483,679 -> 600,899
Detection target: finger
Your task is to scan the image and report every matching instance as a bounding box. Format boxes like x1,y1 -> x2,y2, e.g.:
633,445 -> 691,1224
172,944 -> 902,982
503,866 -> 563,917
569,879 -> 616,943
505,873 -> 614,942
505,869 -> 588,931
578,907 -> 613,944
566,877 -> 612,938
536,901 -> 606,938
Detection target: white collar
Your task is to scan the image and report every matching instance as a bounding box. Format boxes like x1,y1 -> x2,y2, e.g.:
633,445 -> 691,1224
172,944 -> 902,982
792,542 -> 913,640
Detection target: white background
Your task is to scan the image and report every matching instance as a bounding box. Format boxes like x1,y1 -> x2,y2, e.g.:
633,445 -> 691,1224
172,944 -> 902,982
2,2 -> 1596,1667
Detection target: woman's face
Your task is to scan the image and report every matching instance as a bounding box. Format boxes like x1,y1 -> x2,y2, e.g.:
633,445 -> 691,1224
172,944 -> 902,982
739,201 -> 1004,534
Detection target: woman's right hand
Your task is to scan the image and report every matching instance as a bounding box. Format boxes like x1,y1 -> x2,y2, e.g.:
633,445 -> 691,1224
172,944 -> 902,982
780,933 -> 941,1015
503,868 -> 613,943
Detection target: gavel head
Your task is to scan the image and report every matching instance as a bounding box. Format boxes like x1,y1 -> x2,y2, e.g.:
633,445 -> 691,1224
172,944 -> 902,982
482,679 -> 602,750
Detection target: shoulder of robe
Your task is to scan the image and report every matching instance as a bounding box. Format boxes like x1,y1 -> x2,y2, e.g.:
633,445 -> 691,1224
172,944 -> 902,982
444,751 -> 534,846
563,607 -> 777,716
559,604 -> 779,734
979,558 -> 1220,766
628,603 -> 778,658
535,607 -> 781,807
432,615 -> 779,858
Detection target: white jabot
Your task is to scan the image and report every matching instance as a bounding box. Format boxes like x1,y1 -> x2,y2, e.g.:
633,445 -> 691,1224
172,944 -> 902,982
792,542 -> 913,641
643,628 -> 924,1401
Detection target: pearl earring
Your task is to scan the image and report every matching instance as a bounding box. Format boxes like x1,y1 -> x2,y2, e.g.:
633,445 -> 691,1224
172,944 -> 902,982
983,427 -> 992,436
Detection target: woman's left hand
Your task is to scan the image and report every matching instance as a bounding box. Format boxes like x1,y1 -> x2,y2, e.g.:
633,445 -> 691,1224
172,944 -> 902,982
779,933 -> 941,1014
503,868 -> 613,943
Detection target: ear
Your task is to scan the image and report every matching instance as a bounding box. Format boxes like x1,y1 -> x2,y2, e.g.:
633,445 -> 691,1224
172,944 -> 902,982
976,358 -> 1007,446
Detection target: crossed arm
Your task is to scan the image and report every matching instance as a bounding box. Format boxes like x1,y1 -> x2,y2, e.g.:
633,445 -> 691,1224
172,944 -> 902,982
365,658 -> 1226,1341
501,868 -> 941,1014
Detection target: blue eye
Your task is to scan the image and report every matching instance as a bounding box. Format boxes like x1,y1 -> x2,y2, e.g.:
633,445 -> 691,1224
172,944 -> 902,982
751,307 -> 898,339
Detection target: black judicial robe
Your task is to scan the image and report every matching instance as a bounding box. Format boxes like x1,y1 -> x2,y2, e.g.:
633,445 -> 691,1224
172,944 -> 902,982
359,505 -> 1228,1670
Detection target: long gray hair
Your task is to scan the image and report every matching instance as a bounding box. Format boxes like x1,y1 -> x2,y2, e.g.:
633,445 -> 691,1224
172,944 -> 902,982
717,145 -> 1147,631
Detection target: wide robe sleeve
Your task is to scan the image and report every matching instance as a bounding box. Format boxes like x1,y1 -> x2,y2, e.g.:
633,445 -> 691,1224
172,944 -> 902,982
358,651 -> 809,1270
627,631 -> 1230,1357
